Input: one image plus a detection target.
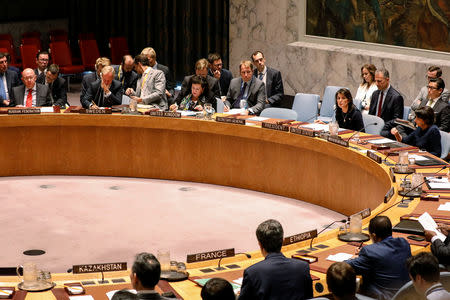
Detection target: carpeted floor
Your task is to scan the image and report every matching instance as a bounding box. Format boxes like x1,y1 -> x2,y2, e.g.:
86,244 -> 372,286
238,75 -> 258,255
1,176 -> 345,273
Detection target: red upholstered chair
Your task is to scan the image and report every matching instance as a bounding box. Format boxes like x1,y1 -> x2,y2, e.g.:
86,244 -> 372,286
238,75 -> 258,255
78,33 -> 95,40
109,36 -> 129,65
21,37 -> 42,51
79,39 -> 100,71
49,41 -> 84,89
49,30 -> 69,43
20,44 -> 40,70
0,39 -> 20,68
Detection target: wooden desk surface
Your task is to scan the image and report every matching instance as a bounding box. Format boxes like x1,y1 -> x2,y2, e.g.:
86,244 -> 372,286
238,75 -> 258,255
0,113 -> 444,299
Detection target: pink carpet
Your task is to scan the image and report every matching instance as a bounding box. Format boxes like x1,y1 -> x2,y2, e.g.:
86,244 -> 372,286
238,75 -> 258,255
0,176 -> 345,273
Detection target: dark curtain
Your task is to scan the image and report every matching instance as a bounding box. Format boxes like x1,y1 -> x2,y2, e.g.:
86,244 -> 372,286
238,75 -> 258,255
67,0 -> 229,82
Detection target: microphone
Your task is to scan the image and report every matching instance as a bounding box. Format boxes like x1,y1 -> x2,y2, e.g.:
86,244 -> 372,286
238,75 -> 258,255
346,122 -> 377,142
309,219 -> 347,250
216,252 -> 251,271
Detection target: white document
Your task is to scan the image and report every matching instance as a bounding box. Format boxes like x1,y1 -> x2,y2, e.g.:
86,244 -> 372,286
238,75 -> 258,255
69,296 -> 94,300
409,154 -> 428,161
300,123 -> 329,131
106,289 -> 137,300
40,107 -> 54,113
247,116 -> 270,122
367,138 -> 394,144
233,277 -> 243,285
223,108 -> 245,115
0,289 -> 13,296
326,252 -> 353,262
418,212 -> 446,241
438,202 -> 450,211
428,182 -> 450,190
427,177 -> 449,183
177,110 -> 197,117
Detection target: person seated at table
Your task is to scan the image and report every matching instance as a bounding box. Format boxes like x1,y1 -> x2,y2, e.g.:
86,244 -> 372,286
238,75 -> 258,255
407,252 -> 450,300
345,215 -> 411,300
425,223 -> 450,268
326,262 -> 358,300
112,289 -> 137,300
201,278 -> 235,300
391,106 -> 442,157
238,219 -> 313,300
169,75 -> 210,112
81,65 -> 123,109
315,88 -> 364,131
130,252 -> 173,300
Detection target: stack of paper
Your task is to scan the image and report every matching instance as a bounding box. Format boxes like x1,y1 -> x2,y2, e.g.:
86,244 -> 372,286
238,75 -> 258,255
418,212 -> 446,241
326,252 -> 353,262
438,202 -> 450,212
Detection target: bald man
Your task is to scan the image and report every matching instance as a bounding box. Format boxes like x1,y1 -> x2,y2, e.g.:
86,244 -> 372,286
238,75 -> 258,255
11,68 -> 52,107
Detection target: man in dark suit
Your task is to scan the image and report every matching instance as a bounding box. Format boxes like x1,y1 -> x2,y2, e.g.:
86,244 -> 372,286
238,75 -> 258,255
425,223 -> 450,267
80,57 -> 111,104
346,216 -> 411,299
11,68 -> 52,107
369,68 -> 404,123
142,47 -> 176,105
114,55 -> 138,91
81,66 -> 122,108
36,64 -> 67,107
130,252 -> 172,300
34,51 -> 50,76
251,50 -> 284,108
208,53 -> 232,97
175,58 -> 220,109
224,60 -> 266,115
239,219 -> 313,300
0,52 -> 21,107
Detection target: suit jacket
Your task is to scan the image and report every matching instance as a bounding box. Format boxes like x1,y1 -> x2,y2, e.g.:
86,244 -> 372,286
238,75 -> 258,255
437,104 -> 450,132
81,79 -> 123,108
346,236 -> 411,300
113,65 -> 138,91
80,72 -> 99,103
133,67 -> 167,110
253,67 -> 284,107
238,252 -> 313,300
208,68 -> 233,96
36,73 -> 67,107
415,85 -> 450,104
0,69 -> 21,106
11,83 -> 52,107
369,86 -> 404,123
136,290 -> 173,300
156,63 -> 175,101
225,77 -> 266,115
431,235 -> 450,267
415,96 -> 448,115
175,74 -> 220,109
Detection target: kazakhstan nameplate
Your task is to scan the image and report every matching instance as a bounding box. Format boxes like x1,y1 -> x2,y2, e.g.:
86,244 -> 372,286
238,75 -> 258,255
72,262 -> 127,274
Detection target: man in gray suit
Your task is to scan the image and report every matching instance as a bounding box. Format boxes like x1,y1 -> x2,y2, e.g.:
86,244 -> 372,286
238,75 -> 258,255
11,68 -> 51,107
224,60 -> 266,115
125,54 -> 167,110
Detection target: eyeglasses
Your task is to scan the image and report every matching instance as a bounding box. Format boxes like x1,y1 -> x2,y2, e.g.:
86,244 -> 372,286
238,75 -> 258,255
427,85 -> 439,90
23,76 -> 35,81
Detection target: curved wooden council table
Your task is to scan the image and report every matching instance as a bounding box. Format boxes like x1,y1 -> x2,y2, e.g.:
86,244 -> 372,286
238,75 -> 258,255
0,113 -> 409,299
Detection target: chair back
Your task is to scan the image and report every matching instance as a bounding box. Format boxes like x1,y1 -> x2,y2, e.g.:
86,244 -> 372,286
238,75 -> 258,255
20,44 -> 40,70
362,114 -> 384,135
440,131 -> 450,159
403,106 -> 411,120
109,37 -> 129,65
79,39 -> 100,71
260,107 -> 298,120
50,41 -> 73,67
391,281 -> 421,300
21,37 -> 41,50
49,30 -> 69,43
320,86 -> 346,118
292,93 -> 320,122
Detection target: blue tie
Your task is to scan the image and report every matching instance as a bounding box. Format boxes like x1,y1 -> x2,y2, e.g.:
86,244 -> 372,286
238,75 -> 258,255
0,74 -> 6,101
258,73 -> 263,80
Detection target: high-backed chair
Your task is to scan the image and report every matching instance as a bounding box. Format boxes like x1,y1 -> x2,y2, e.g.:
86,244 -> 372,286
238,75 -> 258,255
79,39 -> 100,71
260,107 -> 298,120
49,41 -> 84,88
0,39 -> 20,68
20,44 -> 40,70
109,36 -> 129,65
318,86 -> 346,122
49,29 -> 69,43
440,131 -> 450,160
362,114 -> 384,135
403,106 -> 411,120
292,93 -> 320,122
21,37 -> 42,51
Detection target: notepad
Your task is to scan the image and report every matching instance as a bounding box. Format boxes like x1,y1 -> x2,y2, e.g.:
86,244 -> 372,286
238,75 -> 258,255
367,138 -> 394,144
326,252 -> 353,262
438,202 -> 450,211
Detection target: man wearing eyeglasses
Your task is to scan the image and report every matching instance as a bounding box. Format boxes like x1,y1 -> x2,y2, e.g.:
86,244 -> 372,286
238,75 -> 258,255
11,68 -> 52,107
413,66 -> 449,106
208,53 -> 232,97
34,51 -> 50,76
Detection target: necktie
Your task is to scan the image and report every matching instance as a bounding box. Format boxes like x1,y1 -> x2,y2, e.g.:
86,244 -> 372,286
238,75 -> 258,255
258,73 -> 263,80
26,89 -> 32,107
377,91 -> 384,117
234,82 -> 247,108
427,99 -> 434,107
0,74 -> 6,101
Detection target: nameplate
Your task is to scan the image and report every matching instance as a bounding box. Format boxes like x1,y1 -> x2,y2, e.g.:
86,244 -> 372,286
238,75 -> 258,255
261,122 -> 289,132
72,262 -> 127,274
351,207 -> 371,220
384,187 -> 395,203
390,167 -> 396,183
80,109 -> 112,114
371,144 -> 390,150
327,136 -> 349,147
215,116 -> 245,125
8,108 -> 41,115
290,127 -> 316,137
186,248 -> 235,263
147,111 -> 182,118
282,229 -> 318,246
367,150 -> 382,163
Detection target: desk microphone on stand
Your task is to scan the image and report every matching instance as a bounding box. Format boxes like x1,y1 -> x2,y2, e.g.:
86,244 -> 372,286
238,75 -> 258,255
309,219 -> 347,250
346,122 -> 377,142
216,252 -> 251,271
